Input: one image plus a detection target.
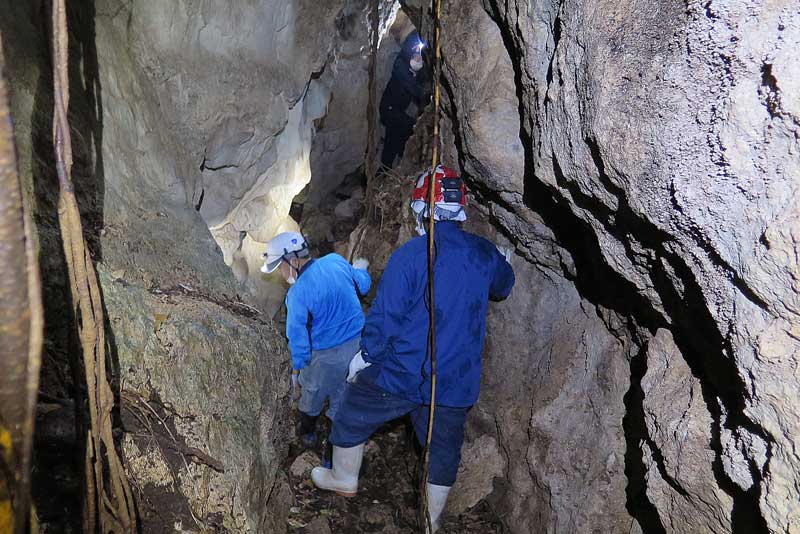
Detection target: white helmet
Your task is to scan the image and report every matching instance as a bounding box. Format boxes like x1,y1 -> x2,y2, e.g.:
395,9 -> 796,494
260,232 -> 309,273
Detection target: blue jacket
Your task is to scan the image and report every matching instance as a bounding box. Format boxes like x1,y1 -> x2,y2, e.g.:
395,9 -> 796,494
286,254 -> 371,370
361,222 -> 514,407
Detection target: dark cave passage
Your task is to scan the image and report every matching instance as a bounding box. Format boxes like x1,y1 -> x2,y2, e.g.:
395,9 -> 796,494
0,1 -> 796,534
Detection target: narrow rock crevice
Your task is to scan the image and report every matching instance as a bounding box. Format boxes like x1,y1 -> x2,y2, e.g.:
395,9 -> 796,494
554,133 -> 773,529
544,9 -> 563,87
623,343 -> 668,534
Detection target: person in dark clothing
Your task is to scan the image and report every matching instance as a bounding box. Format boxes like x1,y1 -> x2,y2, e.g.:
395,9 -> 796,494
379,31 -> 432,170
310,166 -> 515,532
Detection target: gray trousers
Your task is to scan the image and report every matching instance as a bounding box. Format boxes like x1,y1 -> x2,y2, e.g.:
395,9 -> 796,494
298,336 -> 360,422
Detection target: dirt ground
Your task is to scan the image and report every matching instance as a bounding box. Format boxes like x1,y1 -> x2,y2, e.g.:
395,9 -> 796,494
285,418 -> 504,534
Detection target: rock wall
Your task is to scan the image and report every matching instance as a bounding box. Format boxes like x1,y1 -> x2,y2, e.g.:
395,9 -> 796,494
120,0 -> 334,313
103,270 -> 291,532
4,0 -> 798,531
306,1 -> 404,207
466,242 -> 632,533
114,0 -> 400,314
403,0 -> 799,532
0,0 -> 329,531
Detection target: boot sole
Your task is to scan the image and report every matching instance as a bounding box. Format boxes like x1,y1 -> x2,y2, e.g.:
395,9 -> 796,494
312,481 -> 357,497
311,464 -> 360,498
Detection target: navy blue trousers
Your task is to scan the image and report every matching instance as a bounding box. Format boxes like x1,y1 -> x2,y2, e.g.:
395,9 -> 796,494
330,364 -> 468,486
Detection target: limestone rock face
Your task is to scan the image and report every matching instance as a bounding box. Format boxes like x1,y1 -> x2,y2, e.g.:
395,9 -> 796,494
641,329 -> 733,533
102,269 -> 290,532
2,1 -> 315,531
114,0 -> 400,312
468,248 -> 631,533
114,0 -> 330,310
405,0 -> 799,532
81,15 -> 298,530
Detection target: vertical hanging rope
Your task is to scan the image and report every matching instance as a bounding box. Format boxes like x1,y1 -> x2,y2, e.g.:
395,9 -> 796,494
420,0 -> 443,532
364,0 -> 381,224
0,36 -> 44,534
349,0 -> 381,264
50,1 -> 136,532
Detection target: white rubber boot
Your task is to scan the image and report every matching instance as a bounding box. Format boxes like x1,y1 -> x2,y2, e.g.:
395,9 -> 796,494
427,483 -> 452,532
311,443 -> 364,497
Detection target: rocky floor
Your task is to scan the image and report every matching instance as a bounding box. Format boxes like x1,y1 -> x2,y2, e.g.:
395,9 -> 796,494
285,418 -> 504,534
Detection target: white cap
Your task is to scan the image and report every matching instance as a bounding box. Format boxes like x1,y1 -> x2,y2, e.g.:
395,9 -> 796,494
260,232 -> 309,273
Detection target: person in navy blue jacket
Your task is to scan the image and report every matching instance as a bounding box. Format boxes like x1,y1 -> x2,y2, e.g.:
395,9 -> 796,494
379,31 -> 432,169
261,232 -> 372,451
311,166 -> 515,532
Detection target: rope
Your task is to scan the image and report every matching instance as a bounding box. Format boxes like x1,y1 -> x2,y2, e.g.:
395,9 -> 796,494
420,0 -> 443,532
349,0 -> 380,265
363,0 -> 381,225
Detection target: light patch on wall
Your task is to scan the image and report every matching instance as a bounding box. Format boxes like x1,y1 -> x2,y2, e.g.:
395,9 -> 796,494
207,79 -> 331,313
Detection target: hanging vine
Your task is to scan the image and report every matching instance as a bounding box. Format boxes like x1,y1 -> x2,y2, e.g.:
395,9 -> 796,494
0,35 -> 45,534
420,0 -> 443,531
363,0 -> 382,224
50,0 -> 136,531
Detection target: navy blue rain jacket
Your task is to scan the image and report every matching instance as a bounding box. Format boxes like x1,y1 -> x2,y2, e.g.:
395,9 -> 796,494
361,222 -> 515,407
380,32 -> 431,122
286,254 -> 372,370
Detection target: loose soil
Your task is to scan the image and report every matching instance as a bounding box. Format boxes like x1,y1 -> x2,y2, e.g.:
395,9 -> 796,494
286,418 -> 504,534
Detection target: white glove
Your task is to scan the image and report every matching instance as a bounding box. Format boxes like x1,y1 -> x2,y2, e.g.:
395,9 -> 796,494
352,257 -> 369,270
347,351 -> 371,383
495,243 -> 513,264
290,372 -> 300,401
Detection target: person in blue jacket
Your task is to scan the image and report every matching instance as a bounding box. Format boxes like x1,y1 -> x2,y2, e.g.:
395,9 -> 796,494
261,232 -> 372,451
379,30 -> 432,170
310,166 -> 515,532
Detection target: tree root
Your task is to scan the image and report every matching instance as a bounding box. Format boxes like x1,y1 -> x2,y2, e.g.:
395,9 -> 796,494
50,1 -> 136,531
0,31 -> 44,534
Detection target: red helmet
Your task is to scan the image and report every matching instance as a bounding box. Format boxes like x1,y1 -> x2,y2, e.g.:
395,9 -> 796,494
410,166 -> 467,234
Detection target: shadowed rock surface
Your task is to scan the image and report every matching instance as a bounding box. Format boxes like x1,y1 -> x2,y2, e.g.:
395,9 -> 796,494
402,0 -> 799,532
